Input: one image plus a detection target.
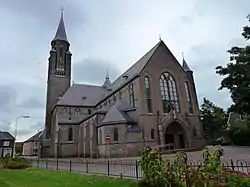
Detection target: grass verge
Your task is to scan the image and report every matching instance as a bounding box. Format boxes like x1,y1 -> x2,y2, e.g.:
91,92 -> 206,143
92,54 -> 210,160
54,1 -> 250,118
0,169 -> 137,187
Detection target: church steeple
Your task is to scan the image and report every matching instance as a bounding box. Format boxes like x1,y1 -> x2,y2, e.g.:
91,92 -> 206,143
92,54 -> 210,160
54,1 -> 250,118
52,7 -> 68,44
182,58 -> 192,72
102,69 -> 112,90
182,53 -> 194,80
182,53 -> 192,72
45,8 -> 72,139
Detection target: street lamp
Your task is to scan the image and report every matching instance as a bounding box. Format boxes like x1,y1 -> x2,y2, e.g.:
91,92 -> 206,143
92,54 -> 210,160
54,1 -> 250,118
13,115 -> 30,157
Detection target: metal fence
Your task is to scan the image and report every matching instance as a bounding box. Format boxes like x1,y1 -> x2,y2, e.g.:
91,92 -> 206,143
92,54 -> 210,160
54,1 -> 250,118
28,158 -> 250,180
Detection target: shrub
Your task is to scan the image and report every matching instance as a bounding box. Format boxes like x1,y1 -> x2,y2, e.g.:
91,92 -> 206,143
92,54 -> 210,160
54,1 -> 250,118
1,156 -> 31,169
139,146 -> 250,187
139,146 -> 169,187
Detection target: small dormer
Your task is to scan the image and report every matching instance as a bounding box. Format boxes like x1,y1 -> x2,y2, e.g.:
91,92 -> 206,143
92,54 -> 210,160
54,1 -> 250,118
123,74 -> 129,80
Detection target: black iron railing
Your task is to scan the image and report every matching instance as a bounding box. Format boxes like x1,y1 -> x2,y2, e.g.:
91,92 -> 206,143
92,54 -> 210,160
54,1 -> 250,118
28,158 -> 250,180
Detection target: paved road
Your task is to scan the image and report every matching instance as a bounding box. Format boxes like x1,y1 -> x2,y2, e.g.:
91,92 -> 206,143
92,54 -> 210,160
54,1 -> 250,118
27,146 -> 250,178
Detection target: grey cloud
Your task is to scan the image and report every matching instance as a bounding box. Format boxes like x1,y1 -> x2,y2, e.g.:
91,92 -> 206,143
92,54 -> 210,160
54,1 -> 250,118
18,98 -> 43,109
0,0 -> 86,29
189,44 -> 227,68
0,120 -> 11,132
0,85 -> 17,113
73,58 -> 120,85
30,122 -> 44,131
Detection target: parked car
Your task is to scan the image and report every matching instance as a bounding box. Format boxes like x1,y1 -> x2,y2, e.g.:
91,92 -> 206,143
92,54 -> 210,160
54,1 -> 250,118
212,137 -> 231,146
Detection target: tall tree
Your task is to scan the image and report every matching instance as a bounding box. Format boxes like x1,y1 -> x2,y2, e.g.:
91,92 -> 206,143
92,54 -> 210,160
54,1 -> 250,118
216,14 -> 250,115
200,98 -> 227,138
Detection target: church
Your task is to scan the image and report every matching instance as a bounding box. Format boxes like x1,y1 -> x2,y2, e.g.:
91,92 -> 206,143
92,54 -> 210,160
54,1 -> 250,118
39,11 -> 205,158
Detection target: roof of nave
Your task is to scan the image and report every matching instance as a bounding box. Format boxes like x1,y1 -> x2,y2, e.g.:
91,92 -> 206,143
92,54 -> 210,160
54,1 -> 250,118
56,40 -> 192,107
24,131 -> 43,143
57,84 -> 106,107
0,131 -> 15,140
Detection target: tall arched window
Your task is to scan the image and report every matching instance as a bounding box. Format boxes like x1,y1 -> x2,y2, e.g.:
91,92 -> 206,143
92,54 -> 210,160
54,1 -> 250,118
151,129 -> 155,139
184,82 -> 193,113
144,77 -> 153,113
68,127 -> 73,141
113,127 -> 118,141
160,72 -> 180,113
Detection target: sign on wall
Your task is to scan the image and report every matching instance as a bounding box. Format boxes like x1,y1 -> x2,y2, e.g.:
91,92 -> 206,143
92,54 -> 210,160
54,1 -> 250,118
3,141 -> 10,147
106,135 -> 110,141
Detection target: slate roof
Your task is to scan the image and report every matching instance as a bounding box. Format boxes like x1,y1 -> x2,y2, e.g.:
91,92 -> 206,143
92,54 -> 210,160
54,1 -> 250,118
57,84 -> 106,106
52,12 -> 68,43
57,114 -> 89,125
110,41 -> 162,91
101,100 -> 137,125
0,131 -> 14,140
182,59 -> 192,72
24,131 -> 43,143
56,40 -> 193,108
101,105 -> 135,124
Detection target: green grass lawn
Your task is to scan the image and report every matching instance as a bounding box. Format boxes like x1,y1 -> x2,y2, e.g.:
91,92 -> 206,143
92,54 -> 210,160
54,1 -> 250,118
0,169 -> 137,187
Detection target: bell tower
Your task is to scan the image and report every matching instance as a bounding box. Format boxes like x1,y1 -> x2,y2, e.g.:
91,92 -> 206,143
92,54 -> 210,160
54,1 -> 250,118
45,9 -> 72,138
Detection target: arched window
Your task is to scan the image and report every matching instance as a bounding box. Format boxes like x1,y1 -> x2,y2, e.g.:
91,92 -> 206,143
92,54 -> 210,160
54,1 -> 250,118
68,127 -> 73,141
160,72 -> 180,113
151,129 -> 155,139
184,82 -> 193,113
145,77 -> 153,113
113,127 -> 118,141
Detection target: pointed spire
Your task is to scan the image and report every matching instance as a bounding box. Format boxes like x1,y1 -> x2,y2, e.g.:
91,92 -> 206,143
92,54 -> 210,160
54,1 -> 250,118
182,52 -> 192,72
159,33 -> 162,41
105,68 -> 109,79
52,7 -> 68,43
102,69 -> 112,89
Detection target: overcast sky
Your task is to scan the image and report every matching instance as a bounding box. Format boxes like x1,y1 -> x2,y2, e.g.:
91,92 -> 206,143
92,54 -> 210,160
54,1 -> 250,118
0,0 -> 249,142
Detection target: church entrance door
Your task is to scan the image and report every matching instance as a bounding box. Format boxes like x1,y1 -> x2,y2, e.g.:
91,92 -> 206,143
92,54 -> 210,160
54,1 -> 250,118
164,121 -> 187,150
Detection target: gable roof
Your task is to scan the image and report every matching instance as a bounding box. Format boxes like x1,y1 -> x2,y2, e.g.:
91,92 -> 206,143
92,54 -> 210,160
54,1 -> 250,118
0,131 -> 14,140
57,84 -> 106,106
96,41 -> 162,103
110,41 -> 162,91
97,40 -> 191,104
24,131 -> 43,143
101,105 -> 135,125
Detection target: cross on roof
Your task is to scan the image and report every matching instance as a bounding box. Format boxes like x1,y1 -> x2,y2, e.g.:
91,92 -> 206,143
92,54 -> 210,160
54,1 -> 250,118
61,6 -> 64,13
182,52 -> 185,59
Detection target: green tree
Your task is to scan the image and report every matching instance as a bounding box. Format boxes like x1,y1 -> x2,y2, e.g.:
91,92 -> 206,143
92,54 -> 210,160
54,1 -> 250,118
200,98 -> 228,138
228,119 -> 250,146
216,14 -> 250,115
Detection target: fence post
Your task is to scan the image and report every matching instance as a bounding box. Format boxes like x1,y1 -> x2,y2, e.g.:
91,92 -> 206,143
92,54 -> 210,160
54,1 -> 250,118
135,160 -> 139,180
37,159 -> 39,168
46,160 -> 48,170
69,160 -> 72,172
230,159 -> 235,171
86,160 -> 89,173
107,161 -> 110,176
56,159 -> 59,171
